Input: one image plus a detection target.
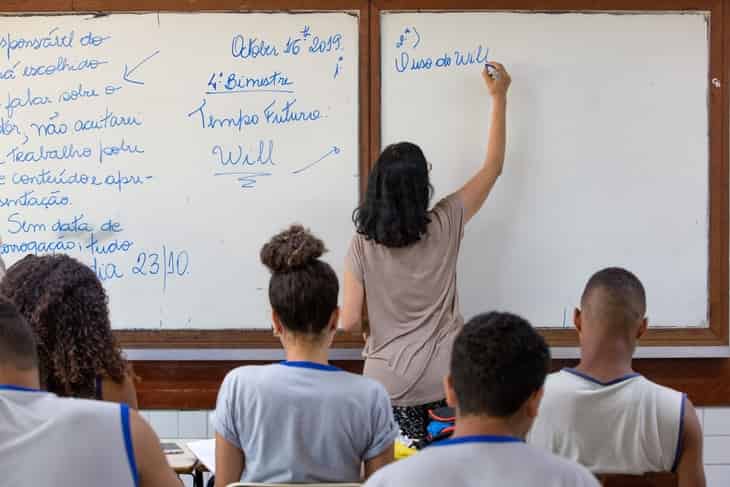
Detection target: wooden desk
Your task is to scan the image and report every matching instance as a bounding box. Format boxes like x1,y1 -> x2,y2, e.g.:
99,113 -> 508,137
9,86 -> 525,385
163,439 -> 206,487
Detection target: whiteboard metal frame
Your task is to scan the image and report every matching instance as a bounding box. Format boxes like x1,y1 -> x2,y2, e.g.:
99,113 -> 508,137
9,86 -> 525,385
370,0 -> 729,351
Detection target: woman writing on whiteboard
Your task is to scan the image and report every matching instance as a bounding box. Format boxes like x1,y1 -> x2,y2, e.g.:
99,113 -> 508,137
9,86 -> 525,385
0,254 -> 138,408
341,63 -> 511,441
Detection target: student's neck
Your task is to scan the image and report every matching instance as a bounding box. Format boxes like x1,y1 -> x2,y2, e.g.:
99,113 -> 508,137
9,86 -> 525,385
0,366 -> 41,390
576,340 -> 635,381
283,338 -> 330,365
452,414 -> 528,441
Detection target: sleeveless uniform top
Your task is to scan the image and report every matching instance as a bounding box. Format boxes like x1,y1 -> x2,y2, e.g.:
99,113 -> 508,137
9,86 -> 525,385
0,385 -> 138,487
528,369 -> 685,474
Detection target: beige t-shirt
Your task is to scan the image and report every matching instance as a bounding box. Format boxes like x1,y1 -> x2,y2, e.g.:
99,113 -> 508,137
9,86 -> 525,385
346,194 -> 465,406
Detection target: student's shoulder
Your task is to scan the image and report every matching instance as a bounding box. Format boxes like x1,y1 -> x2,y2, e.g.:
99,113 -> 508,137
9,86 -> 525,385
54,394 -> 128,426
526,445 -> 599,486
540,370 -> 581,399
365,449 -> 435,486
638,375 -> 683,397
221,364 -> 277,388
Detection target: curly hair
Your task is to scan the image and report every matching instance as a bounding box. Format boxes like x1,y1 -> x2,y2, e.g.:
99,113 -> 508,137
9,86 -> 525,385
451,312 -> 550,417
260,224 -> 339,336
353,142 -> 433,248
0,254 -> 126,399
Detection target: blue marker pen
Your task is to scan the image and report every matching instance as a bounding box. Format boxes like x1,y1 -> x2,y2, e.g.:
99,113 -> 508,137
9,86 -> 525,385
485,63 -> 499,80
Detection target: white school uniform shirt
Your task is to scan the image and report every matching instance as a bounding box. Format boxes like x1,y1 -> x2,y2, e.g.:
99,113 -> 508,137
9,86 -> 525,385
528,369 -> 685,474
364,435 -> 600,487
0,385 -> 137,487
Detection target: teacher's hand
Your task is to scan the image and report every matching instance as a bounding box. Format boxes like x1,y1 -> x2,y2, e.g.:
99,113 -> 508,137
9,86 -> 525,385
483,62 -> 511,99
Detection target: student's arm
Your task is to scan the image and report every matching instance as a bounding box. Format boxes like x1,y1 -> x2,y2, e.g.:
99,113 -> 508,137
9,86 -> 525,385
214,432 -> 245,487
341,269 -> 365,333
456,62 -> 511,223
364,445 -> 394,479
103,367 -> 139,409
676,399 -> 705,487
130,408 -> 180,487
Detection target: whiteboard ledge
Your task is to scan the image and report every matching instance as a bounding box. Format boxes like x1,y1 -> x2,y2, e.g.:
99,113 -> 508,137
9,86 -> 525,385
551,346 -> 730,359
124,348 -> 363,361
125,346 -> 730,361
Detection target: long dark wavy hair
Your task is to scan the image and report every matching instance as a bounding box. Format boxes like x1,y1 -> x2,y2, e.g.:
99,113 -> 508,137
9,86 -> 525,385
353,142 -> 433,247
0,254 -> 127,399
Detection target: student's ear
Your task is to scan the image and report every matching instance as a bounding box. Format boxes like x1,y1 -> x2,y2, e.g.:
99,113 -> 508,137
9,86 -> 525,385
636,317 -> 649,339
272,311 -> 284,337
328,307 -> 340,333
573,308 -> 582,335
443,375 -> 458,408
526,386 -> 544,419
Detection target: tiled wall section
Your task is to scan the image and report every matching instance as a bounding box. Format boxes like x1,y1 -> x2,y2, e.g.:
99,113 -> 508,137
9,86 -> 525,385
146,407 -> 730,487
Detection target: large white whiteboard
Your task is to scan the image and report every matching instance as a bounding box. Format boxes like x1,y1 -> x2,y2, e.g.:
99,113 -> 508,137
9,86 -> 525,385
381,12 -> 709,327
0,12 -> 359,329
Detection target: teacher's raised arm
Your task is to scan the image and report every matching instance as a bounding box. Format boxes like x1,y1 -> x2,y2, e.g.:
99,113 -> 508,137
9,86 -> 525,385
457,62 -> 511,223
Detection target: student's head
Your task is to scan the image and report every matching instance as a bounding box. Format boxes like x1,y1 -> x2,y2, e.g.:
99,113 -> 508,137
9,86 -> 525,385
446,312 -> 550,436
261,225 -> 339,344
353,142 -> 433,248
575,267 -> 648,350
0,295 -> 39,386
0,254 -> 127,398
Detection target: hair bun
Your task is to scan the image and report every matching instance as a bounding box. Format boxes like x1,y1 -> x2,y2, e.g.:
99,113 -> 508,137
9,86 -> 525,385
261,224 -> 327,273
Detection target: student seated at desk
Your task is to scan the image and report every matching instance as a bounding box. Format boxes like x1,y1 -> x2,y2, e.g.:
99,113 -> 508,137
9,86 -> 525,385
528,268 -> 705,487
213,225 -> 399,486
364,312 -> 599,487
0,254 -> 138,407
0,296 -> 179,487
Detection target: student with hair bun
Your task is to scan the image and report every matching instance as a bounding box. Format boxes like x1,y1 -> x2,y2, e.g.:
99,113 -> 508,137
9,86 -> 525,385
213,225 -> 399,486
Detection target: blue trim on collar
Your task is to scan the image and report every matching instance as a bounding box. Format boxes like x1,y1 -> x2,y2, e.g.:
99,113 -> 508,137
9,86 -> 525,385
280,361 -> 341,372
0,385 -> 44,393
671,394 -> 687,473
563,368 -> 641,386
120,404 -> 139,487
430,435 -> 524,447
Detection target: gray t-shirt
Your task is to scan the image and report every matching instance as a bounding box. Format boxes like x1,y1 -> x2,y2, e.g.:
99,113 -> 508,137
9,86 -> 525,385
346,194 -> 465,406
364,436 -> 600,487
213,361 -> 399,483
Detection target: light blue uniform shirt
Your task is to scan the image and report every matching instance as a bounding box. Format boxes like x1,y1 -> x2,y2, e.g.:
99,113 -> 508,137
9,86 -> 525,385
213,361 -> 399,483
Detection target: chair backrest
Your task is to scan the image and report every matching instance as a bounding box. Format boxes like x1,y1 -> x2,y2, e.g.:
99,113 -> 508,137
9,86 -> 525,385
597,473 -> 678,487
227,484 -> 361,487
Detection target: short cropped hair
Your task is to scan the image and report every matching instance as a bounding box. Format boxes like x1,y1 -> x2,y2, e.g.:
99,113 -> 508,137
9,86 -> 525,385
581,267 -> 646,325
451,312 -> 550,417
0,295 -> 37,370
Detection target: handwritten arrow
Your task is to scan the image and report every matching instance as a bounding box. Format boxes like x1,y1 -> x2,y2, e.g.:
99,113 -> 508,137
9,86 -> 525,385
122,49 -> 161,86
292,146 -> 341,175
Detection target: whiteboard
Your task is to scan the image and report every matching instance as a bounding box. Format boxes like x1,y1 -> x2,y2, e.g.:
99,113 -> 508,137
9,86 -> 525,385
381,12 -> 709,328
0,12 -> 359,329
